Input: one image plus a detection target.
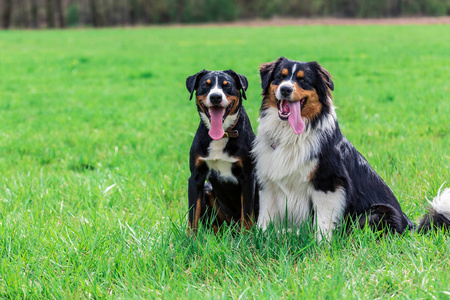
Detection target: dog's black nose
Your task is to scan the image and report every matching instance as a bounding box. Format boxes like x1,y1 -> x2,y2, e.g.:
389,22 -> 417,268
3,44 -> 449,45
209,93 -> 223,105
280,86 -> 293,97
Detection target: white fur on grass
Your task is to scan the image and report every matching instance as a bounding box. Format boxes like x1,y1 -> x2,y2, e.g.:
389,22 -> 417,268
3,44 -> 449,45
429,183 -> 450,220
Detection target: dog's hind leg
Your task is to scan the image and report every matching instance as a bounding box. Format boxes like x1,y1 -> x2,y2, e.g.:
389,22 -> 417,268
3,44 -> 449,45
240,193 -> 254,231
240,178 -> 257,231
360,204 -> 413,234
203,182 -> 230,233
187,159 -> 208,236
188,179 -> 205,236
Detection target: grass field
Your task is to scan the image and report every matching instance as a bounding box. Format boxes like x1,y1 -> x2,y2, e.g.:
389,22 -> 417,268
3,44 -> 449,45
0,23 -> 449,298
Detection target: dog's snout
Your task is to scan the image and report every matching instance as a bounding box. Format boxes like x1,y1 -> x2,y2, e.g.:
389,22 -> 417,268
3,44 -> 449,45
280,86 -> 293,97
209,93 -> 223,105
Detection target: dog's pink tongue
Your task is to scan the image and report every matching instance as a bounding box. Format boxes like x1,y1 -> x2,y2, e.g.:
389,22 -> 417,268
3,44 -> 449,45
208,106 -> 225,140
287,101 -> 305,135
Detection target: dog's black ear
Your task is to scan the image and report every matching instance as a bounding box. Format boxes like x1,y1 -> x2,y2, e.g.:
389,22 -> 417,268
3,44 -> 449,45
186,69 -> 207,100
260,57 -> 285,95
225,70 -> 248,100
308,61 -> 334,97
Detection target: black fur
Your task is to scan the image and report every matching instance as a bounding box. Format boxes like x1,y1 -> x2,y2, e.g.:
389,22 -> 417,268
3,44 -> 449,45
259,57 -> 449,235
311,131 -> 415,233
418,211 -> 450,233
186,69 -> 207,100
186,70 -> 258,233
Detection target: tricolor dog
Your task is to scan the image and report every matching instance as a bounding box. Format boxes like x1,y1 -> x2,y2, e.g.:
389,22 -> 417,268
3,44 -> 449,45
186,69 -> 259,234
252,57 -> 450,241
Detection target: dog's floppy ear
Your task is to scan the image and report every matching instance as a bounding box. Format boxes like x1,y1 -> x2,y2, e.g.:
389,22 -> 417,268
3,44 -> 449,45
260,57 -> 285,95
186,69 -> 207,100
308,61 -> 334,97
225,70 -> 248,100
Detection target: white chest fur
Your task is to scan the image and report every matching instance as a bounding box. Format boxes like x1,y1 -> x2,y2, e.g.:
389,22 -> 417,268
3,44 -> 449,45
202,138 -> 238,184
253,110 -> 321,227
253,107 -> 343,239
252,107 -> 331,184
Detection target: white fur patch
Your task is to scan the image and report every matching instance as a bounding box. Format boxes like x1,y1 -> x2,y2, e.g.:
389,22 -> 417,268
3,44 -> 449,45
312,187 -> 346,242
252,106 -> 336,182
222,113 -> 238,131
429,185 -> 450,220
202,138 -> 238,184
276,81 -> 295,100
257,180 -> 314,231
253,104 -> 341,240
290,64 -> 297,80
206,76 -> 228,107
200,112 -> 211,129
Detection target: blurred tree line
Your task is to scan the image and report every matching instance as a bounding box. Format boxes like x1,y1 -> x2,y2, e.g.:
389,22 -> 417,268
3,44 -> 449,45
2,0 -> 450,29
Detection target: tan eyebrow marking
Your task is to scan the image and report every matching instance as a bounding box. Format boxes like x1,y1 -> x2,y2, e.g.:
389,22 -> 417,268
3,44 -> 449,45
281,68 -> 288,76
297,70 -> 305,78
206,79 -> 211,84
223,80 -> 228,86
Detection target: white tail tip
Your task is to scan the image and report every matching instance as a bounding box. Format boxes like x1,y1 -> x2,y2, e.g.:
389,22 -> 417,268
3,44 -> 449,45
429,184 -> 450,220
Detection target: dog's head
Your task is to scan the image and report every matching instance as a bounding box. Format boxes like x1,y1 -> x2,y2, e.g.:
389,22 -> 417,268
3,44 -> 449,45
259,57 -> 334,135
186,70 -> 248,140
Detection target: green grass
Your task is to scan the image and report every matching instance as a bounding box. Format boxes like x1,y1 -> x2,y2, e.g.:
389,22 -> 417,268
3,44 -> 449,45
0,24 -> 449,298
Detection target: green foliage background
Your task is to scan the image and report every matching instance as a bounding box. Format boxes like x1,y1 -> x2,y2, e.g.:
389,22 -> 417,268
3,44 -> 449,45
2,0 -> 450,29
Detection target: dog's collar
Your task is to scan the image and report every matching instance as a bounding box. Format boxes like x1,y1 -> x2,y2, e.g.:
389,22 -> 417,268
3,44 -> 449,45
222,112 -> 240,139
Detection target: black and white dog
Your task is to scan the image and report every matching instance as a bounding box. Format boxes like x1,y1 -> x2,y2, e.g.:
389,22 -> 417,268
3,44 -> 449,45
252,57 -> 450,241
186,69 -> 258,234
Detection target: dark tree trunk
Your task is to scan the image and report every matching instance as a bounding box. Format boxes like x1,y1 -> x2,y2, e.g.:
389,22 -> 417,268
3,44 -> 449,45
141,0 -> 151,23
393,0 -> 403,16
110,0 -> 120,25
30,0 -> 39,28
176,0 -> 184,23
17,0 -> 26,27
89,0 -> 99,26
20,0 -> 31,27
2,0 -> 13,29
128,0 -> 137,25
55,0 -> 66,27
46,0 -> 55,28
79,0 -> 89,25
103,0 -> 112,26
120,0 -> 128,25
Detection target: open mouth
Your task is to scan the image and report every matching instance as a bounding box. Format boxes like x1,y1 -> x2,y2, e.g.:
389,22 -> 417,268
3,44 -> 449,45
277,98 -> 307,120
200,100 -> 235,121
199,101 -> 209,117
199,100 -> 236,140
223,100 -> 235,120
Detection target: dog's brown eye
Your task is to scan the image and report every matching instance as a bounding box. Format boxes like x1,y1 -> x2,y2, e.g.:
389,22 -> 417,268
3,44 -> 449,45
277,75 -> 285,80
202,79 -> 211,87
203,79 -> 211,88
